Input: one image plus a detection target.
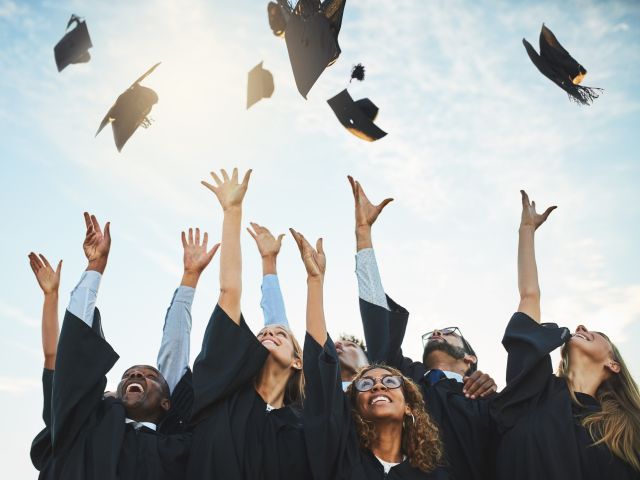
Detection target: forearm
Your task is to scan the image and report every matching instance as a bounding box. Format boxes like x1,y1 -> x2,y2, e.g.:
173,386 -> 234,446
306,278 -> 327,346
262,255 -> 277,275
517,226 -> 541,322
219,206 -> 242,322
355,225 -> 373,251
41,292 -> 59,369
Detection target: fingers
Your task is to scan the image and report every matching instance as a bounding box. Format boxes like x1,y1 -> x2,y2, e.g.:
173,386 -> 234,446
316,237 -> 324,255
207,242 -> 221,259
55,260 -> 63,276
39,254 -> 52,270
188,228 -> 194,245
542,205 -> 557,221
277,233 -> 285,246
247,226 -> 258,240
201,181 -> 217,194
377,197 -> 394,212
250,222 -> 264,235
181,231 -> 187,248
104,222 -> 111,243
90,214 -> 102,236
520,190 -> 530,207
210,171 -> 223,186
195,228 -> 201,245
463,372 -> 495,399
202,231 -> 208,248
28,252 -> 41,274
347,175 -> 357,197
83,211 -> 92,229
231,168 -> 238,183
221,169 -> 230,182
241,169 -> 252,187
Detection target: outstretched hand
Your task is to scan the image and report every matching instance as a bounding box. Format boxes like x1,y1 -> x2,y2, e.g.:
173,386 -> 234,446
290,228 -> 326,280
348,175 -> 393,229
83,212 -> 111,273
520,190 -> 556,230
247,222 -> 285,259
182,228 -> 220,274
463,370 -> 498,399
28,253 -> 62,295
202,168 -> 252,211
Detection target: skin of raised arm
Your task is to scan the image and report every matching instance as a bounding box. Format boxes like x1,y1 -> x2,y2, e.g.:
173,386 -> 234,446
348,175 -> 393,252
247,222 -> 285,276
28,252 -> 62,369
290,228 -> 327,346
82,212 -> 111,274
201,168 -> 252,324
517,190 -> 556,323
180,227 -> 220,288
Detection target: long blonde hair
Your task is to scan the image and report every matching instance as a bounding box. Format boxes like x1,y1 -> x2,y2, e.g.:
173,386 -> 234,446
346,365 -> 443,473
558,338 -> 640,472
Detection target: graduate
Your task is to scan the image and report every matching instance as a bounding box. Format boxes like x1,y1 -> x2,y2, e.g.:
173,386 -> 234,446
292,228 -> 449,479
187,168 -> 312,480
42,213 -> 204,480
347,176 -> 498,480
491,191 -> 640,480
335,333 -> 370,389
28,252 -> 62,472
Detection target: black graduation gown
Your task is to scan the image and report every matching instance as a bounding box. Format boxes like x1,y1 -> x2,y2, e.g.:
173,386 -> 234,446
360,296 -> 496,480
491,312 -> 640,480
303,333 -> 450,480
43,309 -> 191,480
31,368 -> 54,471
187,304 -> 312,480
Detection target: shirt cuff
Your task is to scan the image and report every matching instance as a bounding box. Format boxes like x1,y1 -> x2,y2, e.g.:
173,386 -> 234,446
76,270 -> 102,291
261,274 -> 281,290
173,285 -> 195,305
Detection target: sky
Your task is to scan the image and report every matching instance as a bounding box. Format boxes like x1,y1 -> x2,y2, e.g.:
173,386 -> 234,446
1,0 -> 639,477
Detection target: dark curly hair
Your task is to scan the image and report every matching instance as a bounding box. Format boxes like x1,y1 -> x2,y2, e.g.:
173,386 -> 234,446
346,364 -> 443,473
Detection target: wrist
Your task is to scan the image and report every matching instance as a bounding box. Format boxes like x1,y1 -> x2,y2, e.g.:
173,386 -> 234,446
181,270 -> 201,288
307,276 -> 324,287
223,205 -> 242,214
519,225 -> 536,233
86,259 -> 107,274
43,291 -> 59,298
261,255 -> 277,275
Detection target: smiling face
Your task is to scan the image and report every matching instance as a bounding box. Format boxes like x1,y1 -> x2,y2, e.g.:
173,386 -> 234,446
354,367 -> 410,423
422,328 -> 477,374
567,325 -> 621,375
116,365 -> 170,423
256,324 -> 302,371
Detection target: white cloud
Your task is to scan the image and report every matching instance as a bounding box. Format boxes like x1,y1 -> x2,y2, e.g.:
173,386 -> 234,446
0,299 -> 39,328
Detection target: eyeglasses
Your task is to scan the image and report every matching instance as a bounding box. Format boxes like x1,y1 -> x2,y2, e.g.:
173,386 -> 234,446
354,375 -> 403,392
421,327 -> 463,348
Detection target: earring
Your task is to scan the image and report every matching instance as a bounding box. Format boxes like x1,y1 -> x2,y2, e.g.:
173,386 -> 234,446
405,412 -> 415,427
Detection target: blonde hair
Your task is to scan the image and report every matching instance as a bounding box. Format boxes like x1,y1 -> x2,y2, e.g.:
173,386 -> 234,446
346,364 -> 443,473
284,327 -> 305,405
558,338 -> 640,472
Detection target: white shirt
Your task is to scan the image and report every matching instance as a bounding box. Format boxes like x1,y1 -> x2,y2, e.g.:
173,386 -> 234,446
125,418 -> 157,431
375,455 -> 406,474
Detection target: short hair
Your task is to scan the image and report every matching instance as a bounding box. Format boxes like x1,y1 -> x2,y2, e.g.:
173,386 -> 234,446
123,365 -> 170,398
338,333 -> 367,353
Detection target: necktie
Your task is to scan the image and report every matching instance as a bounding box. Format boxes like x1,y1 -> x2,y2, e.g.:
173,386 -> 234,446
426,369 -> 446,386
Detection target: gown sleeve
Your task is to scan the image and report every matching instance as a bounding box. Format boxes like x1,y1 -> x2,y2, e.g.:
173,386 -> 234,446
30,368 -> 54,470
159,368 -> 193,434
491,312 -> 571,430
51,308 -> 119,455
191,304 -> 269,423
303,333 -> 353,480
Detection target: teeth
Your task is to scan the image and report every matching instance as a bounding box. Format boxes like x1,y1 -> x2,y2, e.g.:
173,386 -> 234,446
262,339 -> 277,347
126,383 -> 144,394
371,396 -> 390,405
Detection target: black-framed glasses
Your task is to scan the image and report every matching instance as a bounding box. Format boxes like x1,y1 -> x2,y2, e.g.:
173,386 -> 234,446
354,375 -> 404,393
421,327 -> 463,348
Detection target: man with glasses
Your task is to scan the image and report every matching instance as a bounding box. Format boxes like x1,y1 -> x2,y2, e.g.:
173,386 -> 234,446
348,176 -> 497,480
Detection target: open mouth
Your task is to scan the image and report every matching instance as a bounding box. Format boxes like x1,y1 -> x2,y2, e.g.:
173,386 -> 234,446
125,382 -> 145,395
261,339 -> 278,348
370,395 -> 391,405
572,333 -> 591,341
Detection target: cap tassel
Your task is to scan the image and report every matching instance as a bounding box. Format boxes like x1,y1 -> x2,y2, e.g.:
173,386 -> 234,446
350,63 -> 365,82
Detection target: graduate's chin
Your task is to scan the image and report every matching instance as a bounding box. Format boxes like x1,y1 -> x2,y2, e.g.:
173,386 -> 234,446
122,391 -> 146,407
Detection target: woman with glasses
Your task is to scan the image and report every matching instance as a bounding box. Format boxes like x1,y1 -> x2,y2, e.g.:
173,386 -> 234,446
491,190 -> 640,480
291,229 -> 448,479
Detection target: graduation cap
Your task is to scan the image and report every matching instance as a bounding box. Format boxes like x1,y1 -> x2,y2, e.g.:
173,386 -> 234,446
282,0 -> 346,98
96,63 -> 160,152
54,14 -> 93,72
267,1 -> 289,37
247,62 -> 275,109
327,89 -> 387,142
523,24 -> 602,105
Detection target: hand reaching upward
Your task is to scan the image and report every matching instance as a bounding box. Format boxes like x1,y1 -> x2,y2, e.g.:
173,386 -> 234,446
83,212 -> 111,273
181,228 -> 220,288
520,190 -> 556,231
348,175 -> 393,230
28,253 -> 62,295
247,222 -> 285,259
202,168 -> 252,211
290,228 -> 326,280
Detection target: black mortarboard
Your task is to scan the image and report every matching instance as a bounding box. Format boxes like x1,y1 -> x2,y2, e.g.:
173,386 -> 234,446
523,24 -> 602,105
96,63 -> 160,152
247,62 -> 275,109
267,1 -> 289,37
54,15 -> 93,72
327,89 -> 387,142
283,0 -> 346,98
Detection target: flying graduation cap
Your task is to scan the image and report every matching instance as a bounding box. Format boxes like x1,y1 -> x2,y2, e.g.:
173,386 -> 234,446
54,14 -> 93,72
327,89 -> 387,142
247,62 -> 275,109
96,63 -> 161,152
523,24 -> 602,105
271,0 -> 346,98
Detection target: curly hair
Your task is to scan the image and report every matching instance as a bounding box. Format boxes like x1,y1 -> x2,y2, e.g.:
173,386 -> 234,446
346,364 -> 443,473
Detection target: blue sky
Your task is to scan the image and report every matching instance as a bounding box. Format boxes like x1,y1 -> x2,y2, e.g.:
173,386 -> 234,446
1,0 -> 639,476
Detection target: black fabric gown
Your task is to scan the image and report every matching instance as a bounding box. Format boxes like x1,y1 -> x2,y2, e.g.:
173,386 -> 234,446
31,368 -> 54,471
187,304 -> 312,480
304,332 -> 450,480
491,312 -> 640,480
360,296 -> 496,480
41,309 -> 191,480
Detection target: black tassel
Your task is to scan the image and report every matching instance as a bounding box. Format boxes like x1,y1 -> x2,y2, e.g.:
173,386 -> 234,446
568,85 -> 604,106
350,63 -> 365,82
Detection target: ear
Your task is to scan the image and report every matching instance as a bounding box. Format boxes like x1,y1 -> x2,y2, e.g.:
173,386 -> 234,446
605,360 -> 621,374
405,406 -> 412,416
161,398 -> 171,412
463,354 -> 477,366
291,358 -> 303,371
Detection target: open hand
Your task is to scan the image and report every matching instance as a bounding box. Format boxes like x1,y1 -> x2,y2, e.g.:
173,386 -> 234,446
520,190 -> 556,230
463,370 -> 498,399
290,228 -> 326,279
28,252 -> 62,295
247,222 -> 285,259
348,175 -> 393,229
202,168 -> 252,211
182,228 -> 220,275
83,212 -> 111,272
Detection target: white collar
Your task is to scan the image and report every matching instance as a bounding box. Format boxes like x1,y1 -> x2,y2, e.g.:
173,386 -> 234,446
425,369 -> 464,383
125,418 -> 157,431
375,455 -> 406,474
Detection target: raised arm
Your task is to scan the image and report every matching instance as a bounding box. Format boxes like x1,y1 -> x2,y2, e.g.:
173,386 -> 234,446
247,222 -> 289,327
157,228 -> 219,393
517,190 -> 556,323
28,253 -> 62,370
202,168 -> 252,324
290,228 -> 326,346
